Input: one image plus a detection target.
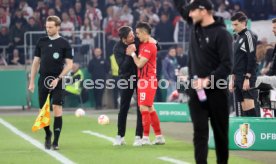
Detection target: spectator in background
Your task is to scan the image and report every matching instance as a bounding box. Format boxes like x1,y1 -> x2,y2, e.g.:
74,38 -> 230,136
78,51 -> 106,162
48,8 -> 56,16
144,3 -> 160,28
102,6 -> 114,30
68,7 -> 82,31
26,17 -> 41,31
229,3 -> 243,16
155,13 -> 174,50
174,17 -> 190,43
105,13 -> 127,57
162,47 -> 179,101
0,6 -> 10,28
85,1 -> 102,38
35,0 -> 48,24
60,12 -> 75,44
138,13 -> 149,22
216,3 -> 231,20
88,48 -> 109,109
120,5 -> 133,26
8,48 -> 25,65
0,26 -> 10,47
74,1 -> 85,20
33,10 -> 43,28
158,0 -> 175,22
26,17 -> 42,44
104,0 -> 115,18
53,0 -> 64,17
113,0 -> 124,14
19,0 -> 33,20
176,45 -> 188,68
1,0 -> 11,12
10,9 -> 27,28
80,18 -> 94,54
9,20 -> 25,46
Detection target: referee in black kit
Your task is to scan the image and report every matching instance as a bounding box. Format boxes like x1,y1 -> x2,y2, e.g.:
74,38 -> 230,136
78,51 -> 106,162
28,16 -> 73,150
229,12 -> 257,117
174,0 -> 232,163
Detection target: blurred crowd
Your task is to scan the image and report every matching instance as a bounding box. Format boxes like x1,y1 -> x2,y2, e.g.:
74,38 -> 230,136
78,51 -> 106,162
0,0 -> 276,66
1,0 -> 276,104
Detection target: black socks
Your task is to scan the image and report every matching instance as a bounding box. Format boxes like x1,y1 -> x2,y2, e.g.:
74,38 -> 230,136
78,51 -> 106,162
53,116 -> 62,145
244,108 -> 256,117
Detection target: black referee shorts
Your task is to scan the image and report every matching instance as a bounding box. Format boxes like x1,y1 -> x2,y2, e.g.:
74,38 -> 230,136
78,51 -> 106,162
38,75 -> 64,109
234,75 -> 257,102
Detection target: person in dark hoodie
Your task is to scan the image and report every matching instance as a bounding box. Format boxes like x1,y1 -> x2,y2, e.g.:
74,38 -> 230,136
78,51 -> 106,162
174,0 -> 233,164
229,12 -> 257,117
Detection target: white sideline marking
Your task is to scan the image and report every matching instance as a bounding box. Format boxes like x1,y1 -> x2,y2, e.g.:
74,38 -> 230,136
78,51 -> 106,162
158,156 -> 190,164
82,130 -> 115,143
0,118 -> 75,164
82,130 -> 190,164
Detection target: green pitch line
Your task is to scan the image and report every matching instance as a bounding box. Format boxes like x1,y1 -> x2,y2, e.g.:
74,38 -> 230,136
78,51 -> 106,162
0,114 -> 261,164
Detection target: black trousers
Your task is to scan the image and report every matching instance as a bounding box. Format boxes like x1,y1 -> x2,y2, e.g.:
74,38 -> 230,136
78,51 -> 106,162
188,89 -> 229,164
112,76 -> 120,108
117,86 -> 143,138
93,78 -> 105,108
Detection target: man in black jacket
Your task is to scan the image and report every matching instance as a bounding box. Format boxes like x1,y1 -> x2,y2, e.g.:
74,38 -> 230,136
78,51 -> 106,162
229,12 -> 257,117
174,0 -> 232,163
88,48 -> 109,109
113,26 -> 143,146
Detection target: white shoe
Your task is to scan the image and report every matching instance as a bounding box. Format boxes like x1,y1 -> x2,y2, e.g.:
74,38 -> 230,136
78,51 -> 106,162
113,135 -> 126,146
141,136 -> 151,145
152,135 -> 165,145
133,136 -> 142,146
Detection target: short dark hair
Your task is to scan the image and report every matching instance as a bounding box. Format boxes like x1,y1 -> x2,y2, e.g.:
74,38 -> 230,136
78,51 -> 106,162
272,18 -> 276,23
118,26 -> 132,40
136,22 -> 152,34
231,12 -> 248,22
46,15 -> 61,26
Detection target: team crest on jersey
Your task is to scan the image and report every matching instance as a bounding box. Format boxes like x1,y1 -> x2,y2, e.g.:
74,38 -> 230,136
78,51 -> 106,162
53,52 -> 60,59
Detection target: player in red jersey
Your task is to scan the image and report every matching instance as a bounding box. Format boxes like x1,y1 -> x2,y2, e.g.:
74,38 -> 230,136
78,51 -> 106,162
126,22 -> 165,145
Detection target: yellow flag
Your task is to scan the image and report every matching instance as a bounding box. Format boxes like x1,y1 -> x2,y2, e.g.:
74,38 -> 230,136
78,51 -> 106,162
32,94 -> 51,132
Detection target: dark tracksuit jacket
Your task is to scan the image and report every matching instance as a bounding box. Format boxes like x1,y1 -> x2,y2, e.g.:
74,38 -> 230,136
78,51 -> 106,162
174,0 -> 233,164
233,28 -> 258,79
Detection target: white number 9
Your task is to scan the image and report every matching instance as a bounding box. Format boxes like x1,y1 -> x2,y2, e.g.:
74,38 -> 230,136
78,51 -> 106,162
140,92 -> 146,101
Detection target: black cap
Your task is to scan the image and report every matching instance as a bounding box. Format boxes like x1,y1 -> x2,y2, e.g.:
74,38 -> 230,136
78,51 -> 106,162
187,0 -> 214,11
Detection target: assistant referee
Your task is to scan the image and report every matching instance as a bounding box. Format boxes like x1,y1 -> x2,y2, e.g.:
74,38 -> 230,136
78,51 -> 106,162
28,16 -> 73,150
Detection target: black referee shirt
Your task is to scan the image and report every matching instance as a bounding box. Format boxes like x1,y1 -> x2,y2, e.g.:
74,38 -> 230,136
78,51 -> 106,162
34,36 -> 73,76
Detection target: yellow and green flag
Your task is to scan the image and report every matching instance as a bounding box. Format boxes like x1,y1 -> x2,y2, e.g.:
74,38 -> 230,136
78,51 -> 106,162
32,94 -> 51,132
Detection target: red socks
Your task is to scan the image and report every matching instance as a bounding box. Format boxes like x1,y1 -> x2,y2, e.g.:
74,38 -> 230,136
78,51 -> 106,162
141,110 -> 162,137
141,111 -> 150,136
150,111 -> 161,136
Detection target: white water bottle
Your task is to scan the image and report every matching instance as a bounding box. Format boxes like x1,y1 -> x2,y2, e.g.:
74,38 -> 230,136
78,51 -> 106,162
193,75 -> 207,102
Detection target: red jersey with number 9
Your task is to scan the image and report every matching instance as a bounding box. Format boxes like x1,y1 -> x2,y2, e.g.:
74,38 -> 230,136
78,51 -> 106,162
138,42 -> 157,79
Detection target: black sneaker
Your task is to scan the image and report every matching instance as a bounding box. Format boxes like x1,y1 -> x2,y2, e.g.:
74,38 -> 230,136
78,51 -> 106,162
52,144 -> 59,150
45,132 -> 52,150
